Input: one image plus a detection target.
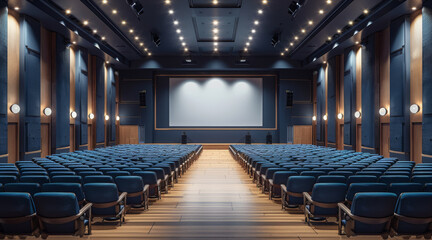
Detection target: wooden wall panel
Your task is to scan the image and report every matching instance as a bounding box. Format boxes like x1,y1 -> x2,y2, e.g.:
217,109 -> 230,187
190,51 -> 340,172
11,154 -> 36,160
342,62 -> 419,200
41,123 -> 50,158
381,123 -> 390,157
412,123 -> 422,163
411,12 -> 422,162
293,125 -> 312,144
88,56 -> 96,150
379,28 -> 391,157
119,125 -> 139,144
7,124 -> 18,163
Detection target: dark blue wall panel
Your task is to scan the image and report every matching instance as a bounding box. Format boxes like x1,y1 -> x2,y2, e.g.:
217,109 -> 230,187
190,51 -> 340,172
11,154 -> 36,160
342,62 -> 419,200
316,67 -> 325,144
327,58 -> 337,144
423,1 -> 432,162
106,67 -> 116,143
95,58 -> 105,144
19,16 -> 41,160
361,33 -> 379,152
343,49 -> 356,150
0,3 -> 7,162
54,34 -> 70,150
75,48 -> 88,150
389,16 -> 410,160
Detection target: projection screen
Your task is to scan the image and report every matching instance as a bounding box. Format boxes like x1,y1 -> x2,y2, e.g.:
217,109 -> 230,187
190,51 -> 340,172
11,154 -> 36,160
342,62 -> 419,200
169,77 -> 263,127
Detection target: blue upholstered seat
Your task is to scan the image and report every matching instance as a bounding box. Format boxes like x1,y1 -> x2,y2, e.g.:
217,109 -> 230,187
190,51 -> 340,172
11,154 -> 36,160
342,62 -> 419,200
41,183 -> 85,204
20,175 -> 50,185
0,192 -> 38,237
116,176 -> 149,209
0,176 -> 18,185
282,176 -> 315,208
411,175 -> 432,184
4,183 -> 41,196
316,175 -> 346,183
389,183 -> 424,196
34,192 -> 92,238
346,175 -> 378,185
133,171 -> 161,199
106,171 -> 131,178
83,175 -> 114,184
345,183 -> 387,203
379,175 -> 410,185
300,171 -> 326,179
51,175 -> 82,184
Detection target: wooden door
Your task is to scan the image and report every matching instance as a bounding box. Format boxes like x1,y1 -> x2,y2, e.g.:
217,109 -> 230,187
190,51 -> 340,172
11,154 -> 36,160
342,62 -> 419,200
41,123 -> 50,158
381,123 -> 390,158
7,123 -> 18,163
412,123 -> 422,163
356,124 -> 361,152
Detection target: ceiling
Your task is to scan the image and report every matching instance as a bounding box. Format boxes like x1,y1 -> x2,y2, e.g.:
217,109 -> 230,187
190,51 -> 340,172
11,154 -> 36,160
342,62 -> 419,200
9,0 -> 420,65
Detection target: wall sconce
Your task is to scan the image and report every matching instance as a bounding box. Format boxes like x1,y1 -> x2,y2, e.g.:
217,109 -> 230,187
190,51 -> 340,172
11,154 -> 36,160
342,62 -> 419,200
43,107 -> 52,116
10,104 -> 20,114
410,104 -> 420,114
379,107 -> 388,116
70,111 -> 77,119
323,115 -> 328,121
116,116 -> 120,121
105,115 -> 110,121
337,113 -> 343,119
88,113 -> 95,119
354,111 -> 361,119
312,116 -> 317,121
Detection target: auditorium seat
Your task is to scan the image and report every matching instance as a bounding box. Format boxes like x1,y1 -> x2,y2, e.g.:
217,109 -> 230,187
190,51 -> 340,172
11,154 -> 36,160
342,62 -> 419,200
0,192 -> 39,238
49,171 -> 76,177
4,183 -> 41,196
78,171 -> 103,177
116,176 -> 149,209
316,175 -> 346,183
20,175 -> 50,185
42,183 -> 86,206
338,192 -> 397,238
269,171 -> 297,200
83,183 -> 127,224
83,175 -> 114,184
411,175 -> 432,185
304,183 -> 347,224
345,183 -> 387,205
300,171 -> 326,179
261,168 -> 286,193
34,192 -> 92,238
133,171 -> 161,199
51,175 -> 82,184
0,176 -> 18,185
144,168 -> 168,193
389,183 -> 424,196
390,192 -> 432,239
346,175 -> 378,185
106,171 -> 131,179
379,175 -> 410,185
281,176 -> 315,209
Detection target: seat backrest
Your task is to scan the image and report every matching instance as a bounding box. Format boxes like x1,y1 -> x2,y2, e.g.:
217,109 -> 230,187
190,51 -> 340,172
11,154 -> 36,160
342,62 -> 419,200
272,171 -> 298,185
83,183 -> 119,203
286,176 -> 315,193
83,175 -> 114,184
346,183 -> 388,202
19,175 -> 50,185
300,171 -> 326,178
0,192 -> 36,234
311,183 -> 347,203
51,175 -> 82,184
106,171 -> 131,178
133,171 -> 158,184
395,192 -> 432,218
347,175 -> 378,185
411,175 -> 432,184
389,183 -> 424,196
0,175 -> 18,184
379,175 -> 410,185
41,183 -> 85,202
316,175 -> 346,183
4,183 -> 41,196
351,192 -> 397,217
142,168 -> 165,179
115,176 -> 144,193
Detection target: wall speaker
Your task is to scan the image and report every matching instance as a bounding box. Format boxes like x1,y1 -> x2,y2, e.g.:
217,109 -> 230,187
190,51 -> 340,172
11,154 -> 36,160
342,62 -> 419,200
139,90 -> 146,108
245,133 -> 251,144
286,90 -> 293,107
181,132 -> 187,144
266,132 -> 272,144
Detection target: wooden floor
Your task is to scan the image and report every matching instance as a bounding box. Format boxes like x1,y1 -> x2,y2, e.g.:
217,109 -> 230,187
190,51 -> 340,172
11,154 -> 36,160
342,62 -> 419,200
45,150 -> 390,239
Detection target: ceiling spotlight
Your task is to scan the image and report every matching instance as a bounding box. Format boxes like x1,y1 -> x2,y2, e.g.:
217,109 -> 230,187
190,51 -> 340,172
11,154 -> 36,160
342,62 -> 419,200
213,28 -> 219,34
129,29 -> 134,33
213,0 -> 218,4
168,9 -> 174,14
10,104 -> 20,114
214,48 -> 218,52
140,42 -> 144,46
308,21 -> 313,25
83,20 -> 89,25
246,42 -> 250,46
112,9 -> 117,14
116,116 -> 120,121
285,48 -> 288,51
105,115 -> 110,121
354,111 -> 361,119
65,9 -> 71,14
144,48 -> 148,51
105,61 -> 109,64
173,20 -> 179,25
337,29 -> 342,33
281,52 -> 284,56
337,113 -> 343,120
213,36 -> 219,40
70,111 -> 78,119
72,41 -> 77,44
326,0 -> 332,4
258,9 -> 263,14
213,20 -> 219,26
134,36 -> 139,40
290,42 -> 294,46
323,61 -> 327,64
165,0 -> 171,4
88,113 -> 95,119
244,48 -> 248,52
248,36 -> 253,40
43,107 -> 52,116
410,104 -> 420,114
182,42 -> 186,46
301,29 -> 306,33
348,21 -> 354,25
214,42 -> 218,46
148,52 -> 152,56
294,36 -> 299,40
319,9 -> 324,14
102,36 -> 106,40
379,107 -> 388,116
328,36 -> 332,40
93,29 -> 97,34
412,7 -> 417,11
262,0 -> 268,4
102,0 -> 108,4
323,115 -> 328,121
355,41 -> 359,44
179,36 -> 184,41
121,20 -> 126,25
176,29 -> 181,34
363,9 -> 369,14
251,29 -> 256,33
254,20 -> 259,25
312,116 -> 317,121
184,47 -> 188,51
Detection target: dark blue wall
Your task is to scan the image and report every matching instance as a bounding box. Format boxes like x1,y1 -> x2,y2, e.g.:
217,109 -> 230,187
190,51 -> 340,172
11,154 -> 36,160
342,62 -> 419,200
95,58 -> 105,146
19,16 -> 41,160
327,57 -> 337,145
343,49 -> 357,150
106,67 -> 116,144
423,1 -> 432,163
0,2 -> 7,163
361,33 -> 380,153
389,16 -> 411,161
75,48 -> 88,150
316,67 -> 325,145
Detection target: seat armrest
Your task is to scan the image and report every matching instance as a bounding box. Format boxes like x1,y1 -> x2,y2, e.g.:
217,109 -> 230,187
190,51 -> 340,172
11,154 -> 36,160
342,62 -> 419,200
118,192 -> 127,204
281,184 -> 287,193
143,184 -> 149,193
78,203 -> 93,217
338,203 -> 353,218
156,179 -> 161,185
303,192 -> 313,203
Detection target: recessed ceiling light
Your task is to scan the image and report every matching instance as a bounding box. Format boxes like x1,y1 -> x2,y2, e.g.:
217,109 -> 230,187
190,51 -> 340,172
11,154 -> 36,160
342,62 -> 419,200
246,42 -> 250,46
144,48 -> 148,51
294,36 -> 298,40
323,61 -> 327,64
184,47 -> 188,51
262,0 -> 268,4
258,9 -> 263,14
176,29 -> 181,33
83,20 -> 89,25
105,61 -> 109,64
179,36 -> 184,40
213,28 -> 219,33
112,9 -> 117,14
254,20 -> 259,25
165,0 -> 171,4
308,21 -> 313,25
213,0 -> 218,5
337,29 -> 341,33
281,52 -> 284,56
101,36 -> 106,40
135,36 -> 139,40
214,42 -> 218,46
285,48 -> 289,51
355,41 -> 359,44
290,42 -> 294,46
129,29 -> 134,33
251,29 -> 256,33
244,48 -> 248,52
248,36 -> 253,40
65,9 -> 71,14
363,9 -> 369,14
140,42 -> 144,46
173,20 -> 179,25
182,42 -> 186,46
412,7 -> 417,11
213,20 -> 219,26
214,48 -> 218,51
72,41 -> 77,44
326,0 -> 332,4
148,52 -> 152,56
348,21 -> 354,25
121,20 -> 126,25
102,0 -> 108,4
213,36 -> 219,40
301,29 -> 306,33
327,36 -> 332,40
93,29 -> 97,33
13,6 -> 19,11
168,9 -> 174,14
319,9 -> 324,14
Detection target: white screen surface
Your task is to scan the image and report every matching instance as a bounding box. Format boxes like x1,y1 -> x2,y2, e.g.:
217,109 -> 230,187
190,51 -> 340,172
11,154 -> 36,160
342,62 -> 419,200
169,77 -> 263,127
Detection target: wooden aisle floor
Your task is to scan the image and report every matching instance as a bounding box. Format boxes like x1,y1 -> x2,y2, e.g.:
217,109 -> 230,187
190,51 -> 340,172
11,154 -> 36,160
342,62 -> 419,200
45,150 -> 388,239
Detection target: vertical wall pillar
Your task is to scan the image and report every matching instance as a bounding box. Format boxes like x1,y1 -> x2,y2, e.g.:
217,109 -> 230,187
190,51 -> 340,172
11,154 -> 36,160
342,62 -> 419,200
19,15 -> 41,161
0,2 -> 8,163
389,16 -> 411,161
423,1 -> 432,162
75,48 -> 88,150
316,66 -> 326,146
343,49 -> 357,150
327,56 -> 340,148
95,57 -> 105,148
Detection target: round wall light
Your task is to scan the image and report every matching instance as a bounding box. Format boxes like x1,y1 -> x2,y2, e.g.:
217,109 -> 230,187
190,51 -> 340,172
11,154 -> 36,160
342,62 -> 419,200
354,111 -> 361,119
337,113 -> 344,120
105,115 -> 110,121
70,111 -> 77,119
323,115 -> 328,121
410,104 -> 420,114
379,107 -> 388,116
10,104 -> 20,114
43,107 -> 52,116
88,113 -> 95,119
312,116 -> 317,121
116,116 -> 120,121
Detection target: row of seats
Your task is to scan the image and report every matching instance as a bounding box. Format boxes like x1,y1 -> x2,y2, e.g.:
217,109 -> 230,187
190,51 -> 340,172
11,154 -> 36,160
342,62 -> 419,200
0,144 -> 202,239
230,144 -> 432,239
